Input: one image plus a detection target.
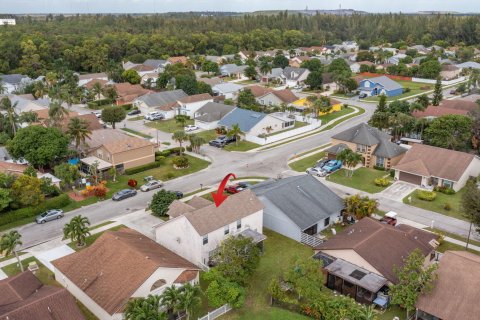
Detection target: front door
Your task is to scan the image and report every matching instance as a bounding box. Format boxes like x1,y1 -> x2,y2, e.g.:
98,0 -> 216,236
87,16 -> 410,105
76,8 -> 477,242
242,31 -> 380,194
303,224 -> 318,236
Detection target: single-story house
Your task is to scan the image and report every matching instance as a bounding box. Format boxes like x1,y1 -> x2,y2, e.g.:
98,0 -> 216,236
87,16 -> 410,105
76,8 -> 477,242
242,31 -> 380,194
350,61 -> 374,73
167,56 -> 188,65
220,64 -> 248,79
251,175 -> 344,245
53,228 -> 199,320
142,59 -> 169,73
457,61 -> 480,71
314,218 -> 439,305
322,72 -> 338,91
38,172 -> 62,188
0,94 -> 49,114
440,64 -> 461,80
133,89 -> 188,118
218,107 -> 295,137
0,271 -> 85,320
176,93 -> 213,118
34,109 -> 103,132
328,122 -> 407,169
281,67 -> 310,87
155,190 -> 265,266
198,77 -> 223,87
411,105 -> 471,119
0,74 -> 33,93
416,251 -> 480,320
83,128 -> 155,171
393,143 -> 480,191
258,67 -> 284,83
246,85 -> 273,98
435,99 -> 479,112
256,89 -> 298,107
141,72 -> 160,85
193,102 -> 235,130
84,79 -> 109,92
0,161 -> 29,175
112,83 -> 152,105
358,76 -> 404,97
289,56 -> 311,68
212,83 -> 243,100
387,53 -> 407,65
78,73 -> 109,87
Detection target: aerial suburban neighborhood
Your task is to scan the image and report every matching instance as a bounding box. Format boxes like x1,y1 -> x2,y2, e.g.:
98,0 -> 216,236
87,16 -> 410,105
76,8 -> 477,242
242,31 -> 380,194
1,2 -> 480,320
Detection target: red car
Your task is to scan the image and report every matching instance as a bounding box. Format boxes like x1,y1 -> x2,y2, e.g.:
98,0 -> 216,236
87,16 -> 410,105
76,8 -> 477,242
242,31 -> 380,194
225,182 -> 251,194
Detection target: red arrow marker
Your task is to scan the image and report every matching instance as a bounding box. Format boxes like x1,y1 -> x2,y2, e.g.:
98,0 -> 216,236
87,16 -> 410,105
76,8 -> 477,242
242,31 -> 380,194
211,173 -> 236,207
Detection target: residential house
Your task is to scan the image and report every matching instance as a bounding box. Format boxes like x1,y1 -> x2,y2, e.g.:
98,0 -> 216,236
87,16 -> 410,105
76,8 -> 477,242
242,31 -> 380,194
314,218 -> 439,304
141,73 -> 159,86
53,228 -> 199,320
327,122 -> 407,169
128,64 -> 156,77
436,99 -> 479,112
251,175 -> 344,245
246,85 -> 274,99
408,45 -> 429,55
290,97 -> 342,116
289,56 -> 311,68
256,89 -> 298,107
393,143 -> 480,191
0,94 -> 49,114
457,61 -> 480,71
0,74 -> 32,93
167,56 -> 188,65
440,64 -> 461,80
142,59 -> 169,73
340,41 -> 359,52
193,102 -> 236,130
155,190 -> 265,266
412,105 -> 471,119
0,271 -> 85,320
84,79 -> 109,92
218,108 -> 295,137
0,19 -> 15,25
416,251 -> 480,320
198,77 -> 223,87
176,93 -> 213,117
322,72 -> 338,91
387,53 -> 407,65
112,83 -> 152,105
281,67 -> 310,87
133,89 -> 187,118
0,161 -> 28,175
78,73 -> 109,87
34,109 -> 103,131
358,76 -> 404,97
205,56 -> 229,64
219,64 -> 248,79
211,83 -> 243,99
82,128 -> 155,172
350,61 -> 374,73
258,67 -> 283,83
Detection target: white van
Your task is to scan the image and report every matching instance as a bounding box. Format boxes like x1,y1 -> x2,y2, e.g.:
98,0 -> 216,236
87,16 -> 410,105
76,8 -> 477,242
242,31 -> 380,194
144,111 -> 163,121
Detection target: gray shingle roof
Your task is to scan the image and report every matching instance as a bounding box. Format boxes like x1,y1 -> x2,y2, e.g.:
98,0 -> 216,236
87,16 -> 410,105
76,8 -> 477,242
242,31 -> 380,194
136,89 -> 187,108
374,140 -> 408,158
0,74 -> 28,84
212,83 -> 243,94
361,76 -> 403,91
218,108 -> 266,132
220,64 -> 247,75
325,143 -> 350,155
195,102 -> 235,122
457,61 -> 480,69
143,59 -> 167,68
251,175 -> 344,230
282,67 -> 308,81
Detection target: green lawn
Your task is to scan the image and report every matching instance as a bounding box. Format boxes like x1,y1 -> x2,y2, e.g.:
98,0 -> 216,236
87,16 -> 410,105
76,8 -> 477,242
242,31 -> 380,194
364,80 -> 433,102
328,168 -> 392,194
127,116 -> 144,121
2,257 -> 58,286
265,121 -> 308,137
224,141 -> 261,152
146,118 -> 194,133
121,128 -> 153,139
289,152 -> 326,172
190,129 -> 218,142
402,188 -> 466,221
318,106 -> 355,124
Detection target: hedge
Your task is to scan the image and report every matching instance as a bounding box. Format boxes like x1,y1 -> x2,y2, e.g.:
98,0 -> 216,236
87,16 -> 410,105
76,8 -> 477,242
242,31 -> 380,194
121,103 -> 133,111
374,177 -> 390,187
124,161 -> 162,175
416,190 -> 437,201
87,98 -> 113,109
0,194 -> 72,226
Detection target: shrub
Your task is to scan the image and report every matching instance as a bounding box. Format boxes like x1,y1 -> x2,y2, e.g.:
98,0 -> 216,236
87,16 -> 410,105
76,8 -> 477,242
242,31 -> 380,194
416,190 -> 437,201
373,165 -> 386,171
155,155 -> 166,162
87,98 -> 113,109
166,172 -> 175,179
124,161 -> 162,175
405,87 -> 411,93
434,186 -> 456,195
150,189 -> 178,216
167,147 -> 185,156
389,170 -> 395,178
186,146 -> 193,152
121,103 -> 133,111
172,156 -> 189,168
128,179 -> 138,188
0,132 -> 10,145
0,194 -> 71,226
374,177 -> 391,187
444,202 -> 452,211
155,150 -> 171,157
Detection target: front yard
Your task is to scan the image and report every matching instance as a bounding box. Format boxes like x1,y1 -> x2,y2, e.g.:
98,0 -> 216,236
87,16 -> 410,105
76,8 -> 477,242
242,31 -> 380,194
146,118 -> 194,133
327,168 -> 392,194
289,151 -> 326,172
402,188 -> 466,221
224,141 -> 261,152
364,80 -> 433,102
318,106 -> 355,124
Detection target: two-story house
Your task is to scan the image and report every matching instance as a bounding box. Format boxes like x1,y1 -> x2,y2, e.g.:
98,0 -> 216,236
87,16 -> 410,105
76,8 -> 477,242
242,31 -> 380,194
326,122 -> 407,169
280,67 -> 310,87
154,191 -> 265,267
176,93 -> 213,118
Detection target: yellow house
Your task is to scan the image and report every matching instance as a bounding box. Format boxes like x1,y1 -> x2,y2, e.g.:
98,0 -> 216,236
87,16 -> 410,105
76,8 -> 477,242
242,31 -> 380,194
290,97 -> 342,116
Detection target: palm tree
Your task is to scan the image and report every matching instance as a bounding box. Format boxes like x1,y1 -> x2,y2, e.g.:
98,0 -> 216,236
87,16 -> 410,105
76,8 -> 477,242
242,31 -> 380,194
67,117 -> 92,151
175,115 -> 189,128
0,77 -> 5,94
172,131 -> 188,155
0,230 -> 24,272
91,82 -> 103,100
0,96 -> 19,136
160,285 -> 182,317
178,283 -> 202,320
33,81 -> 46,99
63,215 -> 91,247
344,195 -> 379,220
415,94 -> 430,110
18,111 -> 39,125
48,100 -> 69,127
125,295 -> 166,320
259,60 -> 272,82
188,134 -> 205,153
336,149 -> 362,178
227,123 -> 243,146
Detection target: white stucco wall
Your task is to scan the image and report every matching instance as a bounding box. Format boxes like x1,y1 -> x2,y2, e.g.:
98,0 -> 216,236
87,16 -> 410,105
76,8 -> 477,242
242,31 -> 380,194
454,157 -> 480,191
132,267 -> 195,297
249,115 -> 289,136
179,99 -> 213,117
194,120 -> 219,130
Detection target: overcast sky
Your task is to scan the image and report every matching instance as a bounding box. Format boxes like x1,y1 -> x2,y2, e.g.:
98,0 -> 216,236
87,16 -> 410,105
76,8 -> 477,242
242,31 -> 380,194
1,0 -> 479,14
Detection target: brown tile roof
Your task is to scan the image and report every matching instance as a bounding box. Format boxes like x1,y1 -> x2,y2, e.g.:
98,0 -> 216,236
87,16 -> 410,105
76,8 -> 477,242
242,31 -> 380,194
166,200 -> 196,218
358,61 -> 374,66
113,83 -> 151,104
412,105 -> 470,118
316,218 -> 438,283
271,89 -> 298,104
34,109 -> 78,120
86,129 -> 154,154
173,270 -> 198,284
157,101 -> 180,112
168,56 -> 188,64
246,85 -> 273,98
0,161 -> 28,175
187,196 -> 212,209
52,228 -> 198,315
441,64 -> 460,71
437,99 -> 479,112
130,64 -> 155,72
416,251 -> 480,320
0,271 -> 85,320
177,93 -> 212,104
198,77 -> 223,86
393,144 -> 476,181
84,79 -> 109,90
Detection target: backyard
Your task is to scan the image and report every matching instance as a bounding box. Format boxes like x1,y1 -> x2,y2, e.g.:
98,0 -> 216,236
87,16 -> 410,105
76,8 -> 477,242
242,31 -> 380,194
289,151 -> 326,172
327,168 -> 392,194
402,188 -> 466,221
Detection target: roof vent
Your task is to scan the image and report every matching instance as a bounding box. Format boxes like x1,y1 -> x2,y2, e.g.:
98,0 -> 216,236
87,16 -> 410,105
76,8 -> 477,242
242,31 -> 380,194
146,256 -> 150,259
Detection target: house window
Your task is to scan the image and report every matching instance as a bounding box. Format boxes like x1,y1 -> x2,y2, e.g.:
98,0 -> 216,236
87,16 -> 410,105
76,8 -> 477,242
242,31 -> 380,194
268,101 -> 273,106
224,225 -> 229,235
356,144 -> 367,153
236,219 -> 241,230
376,157 -> 385,167
260,100 -> 265,105
324,217 -> 330,227
203,235 -> 208,245
443,180 -> 454,189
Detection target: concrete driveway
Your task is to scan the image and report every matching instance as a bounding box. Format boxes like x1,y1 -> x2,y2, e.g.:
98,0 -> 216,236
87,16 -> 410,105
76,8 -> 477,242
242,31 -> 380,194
380,181 -> 418,202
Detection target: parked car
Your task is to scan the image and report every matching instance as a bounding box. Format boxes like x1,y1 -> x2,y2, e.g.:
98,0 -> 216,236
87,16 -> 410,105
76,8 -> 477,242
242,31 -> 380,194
184,125 -> 199,132
140,180 -> 163,192
225,182 -> 252,194
175,191 -> 184,199
315,159 -> 329,168
92,111 -> 102,118
35,209 -> 64,224
112,189 -> 137,201
128,109 -> 141,116
144,112 -> 164,121
322,160 -> 342,173
306,167 -> 325,176
380,211 -> 398,226
359,93 -> 368,99
208,135 -> 236,148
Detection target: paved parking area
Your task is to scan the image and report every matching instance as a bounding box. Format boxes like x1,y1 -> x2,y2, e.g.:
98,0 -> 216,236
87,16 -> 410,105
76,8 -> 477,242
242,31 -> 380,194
115,209 -> 164,240
380,181 -> 418,201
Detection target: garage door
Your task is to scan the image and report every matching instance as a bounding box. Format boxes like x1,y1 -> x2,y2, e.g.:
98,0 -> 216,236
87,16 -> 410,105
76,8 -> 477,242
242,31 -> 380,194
399,172 -> 422,185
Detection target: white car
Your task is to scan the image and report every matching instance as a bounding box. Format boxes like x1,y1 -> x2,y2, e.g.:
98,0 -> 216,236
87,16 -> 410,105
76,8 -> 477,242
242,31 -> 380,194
306,167 -> 325,176
92,111 -> 102,118
140,180 -> 164,192
184,125 -> 199,132
144,112 -> 163,121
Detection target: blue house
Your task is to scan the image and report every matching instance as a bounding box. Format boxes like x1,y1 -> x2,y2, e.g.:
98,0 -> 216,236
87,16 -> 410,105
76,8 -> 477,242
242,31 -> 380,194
358,76 -> 404,97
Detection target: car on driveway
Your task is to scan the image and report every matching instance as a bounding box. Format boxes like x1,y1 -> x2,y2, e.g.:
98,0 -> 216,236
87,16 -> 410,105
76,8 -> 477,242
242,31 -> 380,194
128,109 -> 141,116
208,135 -> 236,148
184,125 -> 199,132
225,182 -> 252,194
306,167 -> 325,176
315,159 -> 329,168
36,209 -> 64,224
144,112 -> 164,121
92,111 -> 102,118
175,191 -> 183,199
359,93 -> 368,99
112,189 -> 137,201
140,180 -> 163,192
322,160 -> 342,173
